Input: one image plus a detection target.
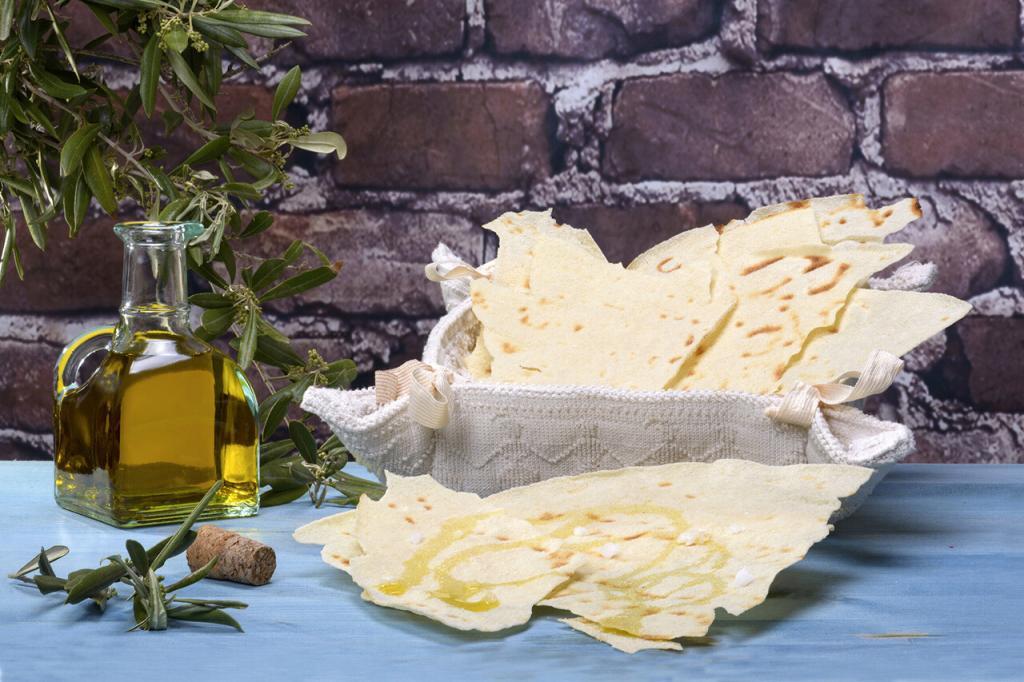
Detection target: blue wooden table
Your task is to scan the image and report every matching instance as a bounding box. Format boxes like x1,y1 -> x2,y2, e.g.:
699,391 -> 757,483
1,462 -> 1021,681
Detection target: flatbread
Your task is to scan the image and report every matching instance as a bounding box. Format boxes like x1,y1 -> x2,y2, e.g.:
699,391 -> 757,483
739,195 -> 921,244
675,239 -> 913,393
464,331 -> 493,379
297,461 -> 872,651
347,474 -> 580,632
484,210 -> 605,289
490,460 -> 871,640
777,289 -> 972,390
560,617 -> 682,653
470,276 -> 733,390
626,225 -> 719,298
294,509 -> 358,546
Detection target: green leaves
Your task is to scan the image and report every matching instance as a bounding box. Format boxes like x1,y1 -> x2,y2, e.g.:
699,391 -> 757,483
272,66 -> 301,120
8,484 -> 253,631
291,131 -> 347,160
166,49 -> 215,110
288,420 -> 318,464
150,480 -> 222,572
236,309 -> 258,369
181,135 -> 231,168
32,68 -> 88,100
1,0 -> 372,513
0,0 -> 14,42
140,34 -> 161,117
82,145 -> 117,214
60,123 -> 101,175
260,266 -> 338,302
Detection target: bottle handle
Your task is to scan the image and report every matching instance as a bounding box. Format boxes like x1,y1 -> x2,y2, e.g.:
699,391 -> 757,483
54,326 -> 115,400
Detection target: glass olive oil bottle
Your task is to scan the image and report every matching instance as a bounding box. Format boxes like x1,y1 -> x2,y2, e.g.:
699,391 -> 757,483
53,222 -> 259,527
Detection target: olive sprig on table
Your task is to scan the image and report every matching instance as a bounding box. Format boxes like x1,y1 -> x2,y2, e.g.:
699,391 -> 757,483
8,481 -> 248,632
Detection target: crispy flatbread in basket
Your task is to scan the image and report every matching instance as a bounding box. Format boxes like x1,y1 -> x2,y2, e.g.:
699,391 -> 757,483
778,288 -> 972,389
470,239 -> 735,389
484,210 -> 604,289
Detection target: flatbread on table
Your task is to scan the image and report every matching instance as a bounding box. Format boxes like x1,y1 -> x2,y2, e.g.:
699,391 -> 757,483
347,475 -> 580,632
489,460 -> 870,641
296,460 -> 872,651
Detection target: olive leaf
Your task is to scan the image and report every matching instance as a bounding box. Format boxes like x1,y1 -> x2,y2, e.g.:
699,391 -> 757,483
272,66 -> 301,120
139,34 -> 161,117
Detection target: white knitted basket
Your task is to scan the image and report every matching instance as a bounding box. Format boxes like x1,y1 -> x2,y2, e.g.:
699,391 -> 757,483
302,246 -> 922,519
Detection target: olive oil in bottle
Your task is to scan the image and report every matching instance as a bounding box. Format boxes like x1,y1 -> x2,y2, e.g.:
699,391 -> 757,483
53,222 -> 259,527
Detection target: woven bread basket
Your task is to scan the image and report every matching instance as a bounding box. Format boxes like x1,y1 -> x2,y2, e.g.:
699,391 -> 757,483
301,244 -> 930,518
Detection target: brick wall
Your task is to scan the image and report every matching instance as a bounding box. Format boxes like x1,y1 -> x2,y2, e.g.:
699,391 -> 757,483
3,0 -> 1023,463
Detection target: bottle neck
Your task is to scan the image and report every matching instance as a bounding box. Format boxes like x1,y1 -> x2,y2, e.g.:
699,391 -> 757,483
114,233 -> 192,349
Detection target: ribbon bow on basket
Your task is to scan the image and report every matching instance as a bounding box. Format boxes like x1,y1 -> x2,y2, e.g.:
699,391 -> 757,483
375,360 -> 454,429
765,349 -> 904,428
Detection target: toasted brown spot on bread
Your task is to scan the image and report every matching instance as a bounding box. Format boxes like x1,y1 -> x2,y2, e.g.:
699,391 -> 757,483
809,263 -> 850,295
685,334 -> 695,346
573,323 -> 583,332
404,516 -> 415,524
803,255 -> 831,273
779,304 -> 789,312
501,341 -> 518,353
624,532 -> 647,541
788,199 -> 810,209
748,325 -> 782,337
657,257 -> 682,273
774,364 -> 786,380
741,256 -> 784,276
758,276 -> 793,295
669,355 -> 682,363
658,481 -> 672,487
780,293 -> 794,300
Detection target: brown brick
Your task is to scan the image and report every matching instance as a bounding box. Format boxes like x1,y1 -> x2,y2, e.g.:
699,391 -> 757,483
0,435 -> 51,461
959,317 -> 1024,412
486,0 -> 716,59
605,73 -> 854,182
0,219 -> 121,313
759,0 -> 1018,52
332,82 -> 552,191
0,340 -> 56,433
910,428 -> 1022,464
254,210 -> 483,317
250,0 -> 464,61
552,201 -> 747,264
883,72 -> 1024,178
892,198 -> 1008,298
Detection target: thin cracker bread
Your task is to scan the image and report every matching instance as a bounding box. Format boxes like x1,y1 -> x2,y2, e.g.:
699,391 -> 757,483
777,288 -> 972,390
489,460 -> 871,640
560,617 -> 682,653
484,210 -> 605,289
471,276 -> 733,390
347,474 -> 579,632
674,240 -> 913,393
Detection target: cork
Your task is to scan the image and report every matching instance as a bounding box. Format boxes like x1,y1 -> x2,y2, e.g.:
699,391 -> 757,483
185,525 -> 276,586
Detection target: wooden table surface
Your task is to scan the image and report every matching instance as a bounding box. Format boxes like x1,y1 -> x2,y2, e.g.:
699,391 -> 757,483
1,461 -> 1021,681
